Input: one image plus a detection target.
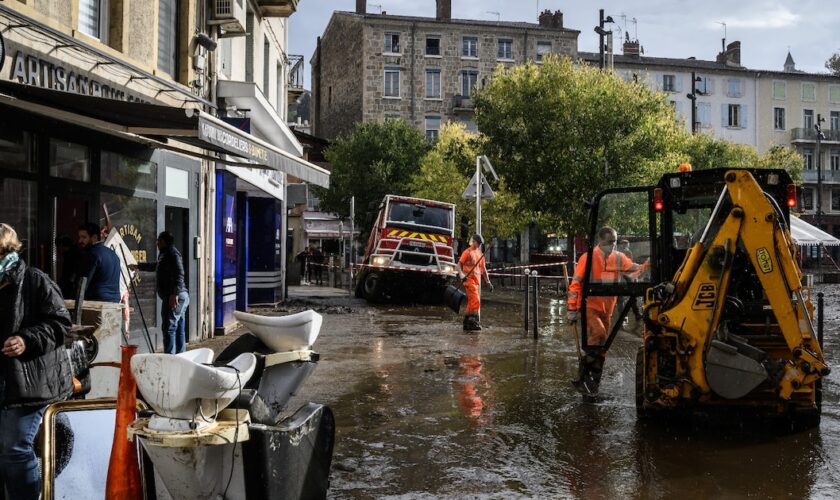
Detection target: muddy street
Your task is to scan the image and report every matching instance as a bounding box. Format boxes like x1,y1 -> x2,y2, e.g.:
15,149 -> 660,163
282,286 -> 840,499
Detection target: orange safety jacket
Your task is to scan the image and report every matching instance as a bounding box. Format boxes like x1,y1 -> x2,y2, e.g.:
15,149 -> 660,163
459,247 -> 486,284
567,246 -> 636,312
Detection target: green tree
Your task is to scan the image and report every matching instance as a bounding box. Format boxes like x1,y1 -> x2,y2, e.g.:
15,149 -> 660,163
316,120 -> 430,236
409,122 -> 528,240
826,52 -> 840,76
473,56 -> 685,236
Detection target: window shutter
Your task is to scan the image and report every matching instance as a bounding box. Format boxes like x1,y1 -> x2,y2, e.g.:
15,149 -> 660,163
675,75 -> 683,93
245,12 -> 254,82
707,78 -> 715,95
741,104 -> 748,129
721,104 -> 728,127
157,0 -> 178,77
739,79 -> 745,98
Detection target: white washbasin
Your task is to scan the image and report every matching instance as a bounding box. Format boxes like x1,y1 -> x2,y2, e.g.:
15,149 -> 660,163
131,350 -> 257,426
234,310 -> 323,352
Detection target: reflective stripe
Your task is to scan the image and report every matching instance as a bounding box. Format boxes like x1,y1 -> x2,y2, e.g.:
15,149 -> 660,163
568,292 -> 578,298
573,276 -> 584,282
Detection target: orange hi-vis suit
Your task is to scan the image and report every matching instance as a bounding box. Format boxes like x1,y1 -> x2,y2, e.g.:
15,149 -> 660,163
459,247 -> 486,314
568,246 -> 637,346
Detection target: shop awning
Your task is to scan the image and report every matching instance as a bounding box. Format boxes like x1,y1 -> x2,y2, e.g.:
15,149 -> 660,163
791,217 -> 840,247
0,80 -> 330,187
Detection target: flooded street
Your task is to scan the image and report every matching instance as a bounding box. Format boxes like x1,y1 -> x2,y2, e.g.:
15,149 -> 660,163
287,286 -> 840,499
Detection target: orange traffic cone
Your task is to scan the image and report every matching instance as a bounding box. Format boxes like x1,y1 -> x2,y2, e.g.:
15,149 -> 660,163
105,344 -> 143,499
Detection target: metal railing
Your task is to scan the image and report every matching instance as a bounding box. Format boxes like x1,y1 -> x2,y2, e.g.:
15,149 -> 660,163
791,127 -> 840,142
802,169 -> 840,182
288,55 -> 304,93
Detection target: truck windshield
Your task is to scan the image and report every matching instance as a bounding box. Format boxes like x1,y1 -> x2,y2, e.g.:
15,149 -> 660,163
387,202 -> 452,232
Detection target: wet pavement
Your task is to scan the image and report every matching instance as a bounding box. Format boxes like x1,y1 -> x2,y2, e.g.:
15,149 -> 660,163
276,285 -> 840,499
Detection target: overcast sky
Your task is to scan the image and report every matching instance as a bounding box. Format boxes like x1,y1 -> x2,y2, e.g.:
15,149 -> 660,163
289,0 -> 840,89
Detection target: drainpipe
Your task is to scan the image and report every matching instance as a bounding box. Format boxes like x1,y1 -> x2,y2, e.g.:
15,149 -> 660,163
409,22 -> 416,125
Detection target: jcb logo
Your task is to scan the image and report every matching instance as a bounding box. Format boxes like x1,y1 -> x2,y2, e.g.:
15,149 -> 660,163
756,247 -> 773,274
692,283 -> 717,310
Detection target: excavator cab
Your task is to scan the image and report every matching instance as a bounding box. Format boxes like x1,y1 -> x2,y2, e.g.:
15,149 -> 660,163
576,168 -> 827,427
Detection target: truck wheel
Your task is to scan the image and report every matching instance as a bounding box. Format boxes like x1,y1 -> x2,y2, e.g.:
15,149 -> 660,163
363,272 -> 382,302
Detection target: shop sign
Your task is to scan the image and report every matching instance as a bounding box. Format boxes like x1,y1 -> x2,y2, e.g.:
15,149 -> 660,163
199,117 -> 271,164
8,49 -> 150,103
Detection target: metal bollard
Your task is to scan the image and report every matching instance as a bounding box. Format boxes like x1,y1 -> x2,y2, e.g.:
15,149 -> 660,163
328,257 -> 335,287
818,292 -> 824,348
532,270 -> 539,339
523,269 -> 531,332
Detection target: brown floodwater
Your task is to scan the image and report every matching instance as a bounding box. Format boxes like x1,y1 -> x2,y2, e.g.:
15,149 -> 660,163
287,285 -> 840,499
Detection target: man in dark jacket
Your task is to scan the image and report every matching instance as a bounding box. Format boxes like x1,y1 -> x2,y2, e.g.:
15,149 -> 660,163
0,223 -> 73,500
78,222 -> 121,303
156,231 -> 189,354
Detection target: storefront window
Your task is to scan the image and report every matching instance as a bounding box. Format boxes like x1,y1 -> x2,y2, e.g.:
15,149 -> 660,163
0,178 -> 36,264
100,193 -> 158,329
101,151 -> 157,193
50,139 -> 90,181
0,126 -> 34,172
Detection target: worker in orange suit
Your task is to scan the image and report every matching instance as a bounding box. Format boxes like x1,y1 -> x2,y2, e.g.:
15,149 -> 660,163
567,227 -> 647,346
458,234 -> 493,331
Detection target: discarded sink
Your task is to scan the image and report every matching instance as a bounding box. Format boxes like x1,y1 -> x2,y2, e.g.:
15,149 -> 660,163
234,309 -> 323,351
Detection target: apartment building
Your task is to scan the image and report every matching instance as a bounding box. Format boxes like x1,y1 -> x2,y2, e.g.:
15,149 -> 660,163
311,0 -> 579,140
583,38 -> 840,237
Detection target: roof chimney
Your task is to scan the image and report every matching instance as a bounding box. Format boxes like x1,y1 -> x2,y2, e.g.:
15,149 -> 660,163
538,9 -> 553,27
622,32 -> 640,57
716,40 -> 742,67
552,10 -> 563,28
356,0 -> 366,14
436,0 -> 451,21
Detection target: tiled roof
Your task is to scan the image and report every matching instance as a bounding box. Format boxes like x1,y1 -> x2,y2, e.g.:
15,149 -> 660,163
335,11 -> 580,34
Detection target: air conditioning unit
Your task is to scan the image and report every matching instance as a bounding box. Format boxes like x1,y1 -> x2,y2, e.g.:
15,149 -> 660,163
212,0 -> 247,38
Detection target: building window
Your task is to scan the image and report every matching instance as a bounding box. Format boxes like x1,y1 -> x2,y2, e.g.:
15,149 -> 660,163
662,74 -> 676,92
727,78 -> 742,98
802,82 -> 817,102
497,39 -> 513,60
697,76 -> 713,95
804,109 -> 814,130
384,114 -> 401,121
384,67 -> 400,98
263,37 -> 270,94
773,107 -> 786,131
425,116 -> 441,141
803,148 -> 814,170
157,0 -> 179,78
801,187 -> 814,211
101,152 -> 158,193
536,41 -> 551,62
78,0 -> 108,42
698,102 -> 712,128
832,189 -> 840,212
830,85 -> 840,104
461,70 -> 478,97
831,151 -> 840,172
462,36 -> 478,58
219,38 -> 232,78
772,81 -> 786,100
276,63 -> 284,115
49,139 -> 90,181
425,69 -> 441,99
0,178 -> 37,265
727,104 -> 742,128
384,32 -> 401,54
426,37 -> 441,56
831,111 -> 840,131
0,125 -> 33,172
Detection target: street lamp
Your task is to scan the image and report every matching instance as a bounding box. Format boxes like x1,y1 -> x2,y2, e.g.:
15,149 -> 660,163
686,72 -> 706,134
815,114 -> 826,280
595,9 -> 615,69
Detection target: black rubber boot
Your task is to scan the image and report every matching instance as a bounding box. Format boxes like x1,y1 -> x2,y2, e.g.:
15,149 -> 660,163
463,313 -> 482,331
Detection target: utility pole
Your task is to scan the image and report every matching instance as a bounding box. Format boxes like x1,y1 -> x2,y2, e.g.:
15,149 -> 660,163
686,72 -> 704,134
475,156 -> 482,236
594,10 -> 613,70
815,114 -> 825,281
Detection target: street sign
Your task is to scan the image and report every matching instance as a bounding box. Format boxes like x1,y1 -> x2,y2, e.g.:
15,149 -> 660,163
462,172 -> 495,200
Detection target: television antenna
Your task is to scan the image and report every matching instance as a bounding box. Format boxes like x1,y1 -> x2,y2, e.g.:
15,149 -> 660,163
486,11 -> 500,21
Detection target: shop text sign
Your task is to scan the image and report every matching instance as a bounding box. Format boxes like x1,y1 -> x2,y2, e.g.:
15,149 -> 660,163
199,118 -> 271,164
9,50 -> 148,102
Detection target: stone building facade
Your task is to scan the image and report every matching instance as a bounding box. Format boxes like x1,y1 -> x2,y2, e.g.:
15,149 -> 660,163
312,0 -> 579,140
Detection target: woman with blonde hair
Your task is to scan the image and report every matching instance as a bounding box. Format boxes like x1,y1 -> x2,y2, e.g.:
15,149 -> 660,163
0,223 -> 73,499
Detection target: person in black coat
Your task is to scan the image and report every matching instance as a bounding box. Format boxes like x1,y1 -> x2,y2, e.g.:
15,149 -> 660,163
156,231 -> 190,354
0,223 -> 73,500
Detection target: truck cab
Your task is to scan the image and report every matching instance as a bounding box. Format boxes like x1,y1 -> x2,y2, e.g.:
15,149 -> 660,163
357,195 -> 458,302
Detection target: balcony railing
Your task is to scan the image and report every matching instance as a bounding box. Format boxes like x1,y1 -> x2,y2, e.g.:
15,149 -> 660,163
453,95 -> 474,113
288,54 -> 304,96
256,0 -> 298,17
791,127 -> 840,143
802,169 -> 840,182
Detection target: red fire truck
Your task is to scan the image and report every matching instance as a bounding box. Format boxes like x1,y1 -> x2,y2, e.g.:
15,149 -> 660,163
356,195 -> 458,302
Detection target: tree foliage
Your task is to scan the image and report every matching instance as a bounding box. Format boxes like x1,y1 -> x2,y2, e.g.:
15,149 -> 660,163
678,133 -> 803,182
826,52 -> 840,76
408,123 -> 527,240
316,120 -> 430,236
473,56 -> 685,236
